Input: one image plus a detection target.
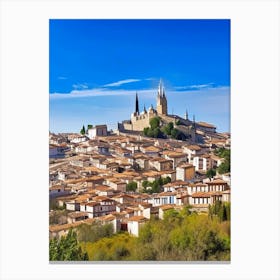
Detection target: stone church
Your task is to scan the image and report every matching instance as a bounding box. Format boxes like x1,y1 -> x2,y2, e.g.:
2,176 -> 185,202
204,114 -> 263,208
119,80 -> 197,142
120,80 -> 169,132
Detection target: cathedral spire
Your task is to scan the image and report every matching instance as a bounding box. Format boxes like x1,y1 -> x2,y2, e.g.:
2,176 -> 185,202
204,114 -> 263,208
162,84 -> 166,98
185,109 -> 188,120
157,78 -> 168,115
135,92 -> 139,115
192,114 -> 196,129
158,78 -> 164,97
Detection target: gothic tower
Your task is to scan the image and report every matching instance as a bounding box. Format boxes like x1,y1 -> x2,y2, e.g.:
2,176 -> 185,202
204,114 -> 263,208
135,92 -> 139,115
156,79 -> 168,115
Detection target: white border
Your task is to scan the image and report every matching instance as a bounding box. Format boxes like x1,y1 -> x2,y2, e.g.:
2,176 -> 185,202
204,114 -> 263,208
0,0 -> 279,279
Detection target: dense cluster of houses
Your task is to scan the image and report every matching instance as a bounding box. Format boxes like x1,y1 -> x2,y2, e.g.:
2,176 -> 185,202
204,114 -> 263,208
49,129 -> 230,238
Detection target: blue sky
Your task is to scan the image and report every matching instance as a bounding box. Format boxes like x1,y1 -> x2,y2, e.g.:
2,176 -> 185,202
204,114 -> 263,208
49,19 -> 230,133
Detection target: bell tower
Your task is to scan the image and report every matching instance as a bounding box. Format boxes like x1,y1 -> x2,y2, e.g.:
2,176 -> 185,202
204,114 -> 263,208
156,79 -> 168,115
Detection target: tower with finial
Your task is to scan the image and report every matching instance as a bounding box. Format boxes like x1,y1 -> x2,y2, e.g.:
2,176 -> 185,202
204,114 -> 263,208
156,79 -> 168,115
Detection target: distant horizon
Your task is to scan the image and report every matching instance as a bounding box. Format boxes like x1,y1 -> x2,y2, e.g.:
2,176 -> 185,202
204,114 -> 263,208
50,19 -> 230,134
49,82 -> 230,134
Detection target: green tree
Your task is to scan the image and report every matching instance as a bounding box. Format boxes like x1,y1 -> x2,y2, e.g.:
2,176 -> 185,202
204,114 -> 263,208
126,181 -> 137,192
204,230 -> 227,260
170,128 -> 179,139
163,209 -> 182,225
142,178 -> 165,194
143,127 -> 149,136
215,148 -> 230,174
209,201 -> 231,222
49,229 -> 88,261
163,122 -> 174,135
80,125 -> 85,135
162,176 -> 171,185
217,161 -> 230,174
206,168 -> 216,180
149,117 -> 160,129
153,127 -> 162,138
151,180 -> 161,193
87,124 -> 93,130
142,180 -> 149,188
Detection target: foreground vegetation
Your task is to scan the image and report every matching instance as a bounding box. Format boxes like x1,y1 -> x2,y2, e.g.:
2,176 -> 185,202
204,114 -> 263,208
50,204 -> 230,261
49,229 -> 89,261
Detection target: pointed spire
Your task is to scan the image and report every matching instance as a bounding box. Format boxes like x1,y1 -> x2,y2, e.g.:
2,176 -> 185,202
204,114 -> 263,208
158,78 -> 164,97
185,109 -> 188,120
158,79 -> 161,96
144,104 -> 147,113
135,92 -> 139,115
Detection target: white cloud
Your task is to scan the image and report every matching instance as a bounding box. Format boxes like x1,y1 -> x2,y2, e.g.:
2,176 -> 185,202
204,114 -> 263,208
50,85 -> 229,100
50,88 -> 156,100
168,86 -> 229,96
175,83 -> 215,90
103,79 -> 141,87
57,76 -> 68,80
72,83 -> 89,90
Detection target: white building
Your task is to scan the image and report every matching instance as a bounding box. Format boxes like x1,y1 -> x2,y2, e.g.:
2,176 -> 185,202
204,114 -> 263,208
88,125 -> 107,139
127,216 -> 147,237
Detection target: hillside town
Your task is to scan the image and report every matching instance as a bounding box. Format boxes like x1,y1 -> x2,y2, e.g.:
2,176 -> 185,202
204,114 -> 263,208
49,82 -> 231,240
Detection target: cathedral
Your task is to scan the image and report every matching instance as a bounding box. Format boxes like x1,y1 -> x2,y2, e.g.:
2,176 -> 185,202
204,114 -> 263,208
117,79 -> 222,145
119,80 -> 196,142
120,80 -> 168,132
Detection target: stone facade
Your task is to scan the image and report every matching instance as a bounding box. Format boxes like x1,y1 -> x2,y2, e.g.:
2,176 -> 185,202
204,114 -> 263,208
130,107 -> 157,131
122,80 -> 167,132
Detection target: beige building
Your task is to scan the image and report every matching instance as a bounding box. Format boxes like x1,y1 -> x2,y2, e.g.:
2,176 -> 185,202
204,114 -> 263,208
176,163 -> 195,181
121,80 -> 168,132
119,80 -> 197,143
149,157 -> 173,171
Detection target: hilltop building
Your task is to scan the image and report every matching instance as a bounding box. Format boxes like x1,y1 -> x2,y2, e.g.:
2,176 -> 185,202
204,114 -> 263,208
118,80 -> 216,143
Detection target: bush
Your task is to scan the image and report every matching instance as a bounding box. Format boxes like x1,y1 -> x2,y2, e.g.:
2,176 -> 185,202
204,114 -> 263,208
77,221 -> 114,243
49,229 -> 88,261
149,117 -> 161,129
126,181 -> 137,192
